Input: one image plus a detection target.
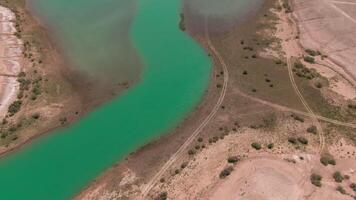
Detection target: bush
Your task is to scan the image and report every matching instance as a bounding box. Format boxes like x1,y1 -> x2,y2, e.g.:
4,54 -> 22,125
315,82 -> 323,89
251,142 -> 262,150
350,183 -> 356,192
333,171 -> 344,183
304,56 -> 315,63
181,162 -> 188,169
288,137 -> 297,144
320,154 -> 336,166
307,126 -> 317,134
8,100 -> 22,115
188,149 -> 196,155
267,143 -> 274,149
305,49 -> 320,56
227,156 -> 240,163
297,137 -> 308,145
310,173 -> 322,187
336,186 -> 346,194
197,137 -> 203,142
156,192 -> 168,200
219,166 -> 234,179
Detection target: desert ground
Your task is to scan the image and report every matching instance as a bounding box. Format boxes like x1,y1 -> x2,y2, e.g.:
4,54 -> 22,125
77,0 -> 356,199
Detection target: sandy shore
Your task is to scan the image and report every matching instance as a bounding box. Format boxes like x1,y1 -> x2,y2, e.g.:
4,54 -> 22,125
0,6 -> 23,119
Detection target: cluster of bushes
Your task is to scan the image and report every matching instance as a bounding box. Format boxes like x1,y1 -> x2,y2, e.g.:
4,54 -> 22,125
293,62 -> 318,80
8,100 -> 22,115
320,154 -> 336,166
288,136 -> 308,145
310,173 -> 322,187
305,49 -> 321,57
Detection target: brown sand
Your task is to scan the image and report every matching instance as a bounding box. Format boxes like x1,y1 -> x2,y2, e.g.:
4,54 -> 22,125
0,6 -> 23,118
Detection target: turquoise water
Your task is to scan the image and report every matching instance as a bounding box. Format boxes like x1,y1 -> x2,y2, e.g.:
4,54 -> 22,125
0,0 -> 210,199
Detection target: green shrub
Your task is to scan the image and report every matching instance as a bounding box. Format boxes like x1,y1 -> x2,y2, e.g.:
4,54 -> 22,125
310,173 -> 322,187
251,142 -> 262,150
333,171 -> 344,183
219,166 -> 234,179
197,137 -> 203,142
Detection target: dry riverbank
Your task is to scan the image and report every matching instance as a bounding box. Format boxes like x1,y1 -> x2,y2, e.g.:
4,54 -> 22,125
77,0 -> 356,199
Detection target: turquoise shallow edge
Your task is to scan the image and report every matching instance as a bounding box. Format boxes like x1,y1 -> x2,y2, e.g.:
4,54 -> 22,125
0,0 -> 211,199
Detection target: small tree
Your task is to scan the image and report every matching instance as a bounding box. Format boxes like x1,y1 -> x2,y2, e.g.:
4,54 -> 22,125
304,56 -> 315,63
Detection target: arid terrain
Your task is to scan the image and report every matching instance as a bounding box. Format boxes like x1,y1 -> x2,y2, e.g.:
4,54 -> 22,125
77,0 -> 356,199
0,0 -> 356,199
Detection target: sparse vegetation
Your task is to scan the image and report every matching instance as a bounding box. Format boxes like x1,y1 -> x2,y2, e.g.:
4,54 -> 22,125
310,173 -> 322,187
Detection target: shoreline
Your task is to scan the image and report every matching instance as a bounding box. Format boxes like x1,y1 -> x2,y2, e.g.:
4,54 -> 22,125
75,1 -> 273,199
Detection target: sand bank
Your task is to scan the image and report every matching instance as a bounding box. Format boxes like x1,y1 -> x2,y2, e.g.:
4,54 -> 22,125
0,6 -> 23,118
